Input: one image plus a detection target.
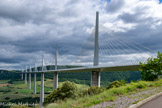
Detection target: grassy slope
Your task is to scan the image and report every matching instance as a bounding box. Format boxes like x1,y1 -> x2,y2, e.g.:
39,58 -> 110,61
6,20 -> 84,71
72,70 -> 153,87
46,79 -> 162,108
0,79 -> 89,103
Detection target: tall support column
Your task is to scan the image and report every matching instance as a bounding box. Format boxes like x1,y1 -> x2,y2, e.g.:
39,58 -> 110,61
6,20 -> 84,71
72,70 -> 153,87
91,71 -> 100,87
91,11 -> 100,87
25,66 -> 27,84
53,47 -> 58,90
33,63 -> 37,94
28,65 -> 31,89
40,72 -> 44,108
54,72 -> 58,90
21,68 -> 23,80
40,55 -> 44,108
33,73 -> 37,94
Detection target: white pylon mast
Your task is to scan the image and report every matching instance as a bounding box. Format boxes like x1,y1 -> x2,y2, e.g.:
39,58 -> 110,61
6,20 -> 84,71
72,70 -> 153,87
55,45 -> 58,70
94,11 -> 99,66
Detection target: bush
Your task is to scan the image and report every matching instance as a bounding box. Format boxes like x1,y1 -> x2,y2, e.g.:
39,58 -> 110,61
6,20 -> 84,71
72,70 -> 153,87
44,81 -> 78,104
135,81 -> 147,89
82,86 -> 104,96
15,92 -> 18,94
120,80 -> 127,85
5,97 -> 10,100
106,80 -> 125,89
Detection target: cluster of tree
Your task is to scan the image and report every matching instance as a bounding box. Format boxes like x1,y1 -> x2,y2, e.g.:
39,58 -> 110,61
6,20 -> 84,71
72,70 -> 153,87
0,69 -> 141,86
0,70 -> 20,80
140,51 -> 162,81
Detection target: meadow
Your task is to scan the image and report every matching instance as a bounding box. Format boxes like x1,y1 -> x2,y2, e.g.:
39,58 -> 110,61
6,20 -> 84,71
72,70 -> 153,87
0,78 -> 89,108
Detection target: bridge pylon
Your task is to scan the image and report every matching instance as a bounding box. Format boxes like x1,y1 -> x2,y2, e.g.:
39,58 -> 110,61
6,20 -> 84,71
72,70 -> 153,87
28,65 -> 31,89
21,68 -> 23,80
25,66 -> 27,84
54,46 -> 58,90
40,55 -> 44,108
91,11 -> 100,87
33,62 -> 37,94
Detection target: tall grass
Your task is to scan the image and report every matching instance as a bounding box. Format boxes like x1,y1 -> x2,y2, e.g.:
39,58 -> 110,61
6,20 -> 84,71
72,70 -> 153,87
46,79 -> 162,108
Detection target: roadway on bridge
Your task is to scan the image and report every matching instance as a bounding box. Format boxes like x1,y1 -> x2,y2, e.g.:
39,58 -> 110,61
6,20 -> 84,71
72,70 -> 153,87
138,95 -> 162,108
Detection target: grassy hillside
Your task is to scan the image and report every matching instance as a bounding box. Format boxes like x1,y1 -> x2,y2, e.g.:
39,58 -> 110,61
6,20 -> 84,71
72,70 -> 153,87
46,79 -> 162,108
0,79 -> 89,105
0,68 -> 141,86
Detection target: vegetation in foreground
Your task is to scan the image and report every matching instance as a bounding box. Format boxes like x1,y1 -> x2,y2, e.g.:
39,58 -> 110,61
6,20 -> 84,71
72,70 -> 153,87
46,79 -> 162,108
140,51 -> 162,81
0,79 -> 88,108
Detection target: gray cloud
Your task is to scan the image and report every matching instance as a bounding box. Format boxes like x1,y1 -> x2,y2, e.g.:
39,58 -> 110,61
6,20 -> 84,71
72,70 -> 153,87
0,0 -> 161,69
105,0 -> 125,13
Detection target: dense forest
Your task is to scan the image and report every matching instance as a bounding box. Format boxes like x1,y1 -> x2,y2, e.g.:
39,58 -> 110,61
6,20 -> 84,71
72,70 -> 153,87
0,65 -> 141,86
0,70 -> 20,80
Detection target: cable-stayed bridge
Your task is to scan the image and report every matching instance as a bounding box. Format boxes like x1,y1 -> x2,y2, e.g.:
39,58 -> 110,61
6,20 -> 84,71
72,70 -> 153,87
20,12 -> 157,107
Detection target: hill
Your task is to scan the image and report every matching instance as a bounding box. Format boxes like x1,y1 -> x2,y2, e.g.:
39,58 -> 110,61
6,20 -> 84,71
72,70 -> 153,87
0,66 -> 141,86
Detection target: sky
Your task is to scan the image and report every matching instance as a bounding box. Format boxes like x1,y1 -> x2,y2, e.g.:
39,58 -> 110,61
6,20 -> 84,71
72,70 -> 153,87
0,0 -> 162,70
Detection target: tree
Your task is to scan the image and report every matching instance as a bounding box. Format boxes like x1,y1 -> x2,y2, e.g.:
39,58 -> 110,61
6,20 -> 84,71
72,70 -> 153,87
44,81 -> 78,104
140,51 -> 162,81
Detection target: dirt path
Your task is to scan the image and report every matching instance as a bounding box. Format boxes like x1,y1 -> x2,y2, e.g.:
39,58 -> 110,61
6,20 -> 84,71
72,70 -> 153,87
0,84 -> 11,87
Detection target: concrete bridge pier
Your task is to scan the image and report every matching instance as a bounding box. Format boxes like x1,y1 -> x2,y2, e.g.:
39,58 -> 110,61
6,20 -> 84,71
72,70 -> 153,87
28,66 -> 31,89
40,72 -> 44,108
28,73 -> 31,89
53,47 -> 58,90
91,71 -> 100,87
53,72 -> 58,90
25,73 -> 27,84
21,68 -> 23,80
25,66 -> 27,84
33,73 -> 37,94
40,55 -> 44,108
21,72 -> 23,80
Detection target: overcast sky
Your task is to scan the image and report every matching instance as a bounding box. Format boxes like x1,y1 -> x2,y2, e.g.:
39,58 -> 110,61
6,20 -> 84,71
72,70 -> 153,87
0,0 -> 162,70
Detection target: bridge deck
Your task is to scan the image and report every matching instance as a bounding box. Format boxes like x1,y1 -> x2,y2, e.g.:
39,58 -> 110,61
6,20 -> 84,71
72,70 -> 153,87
25,65 -> 141,73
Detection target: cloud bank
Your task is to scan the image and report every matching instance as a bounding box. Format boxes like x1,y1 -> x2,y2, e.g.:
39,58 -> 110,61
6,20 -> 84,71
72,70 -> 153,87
0,0 -> 161,69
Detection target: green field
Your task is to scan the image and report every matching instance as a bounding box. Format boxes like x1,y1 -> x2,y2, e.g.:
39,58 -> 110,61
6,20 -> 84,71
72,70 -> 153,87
0,79 -> 89,107
0,69 -> 142,108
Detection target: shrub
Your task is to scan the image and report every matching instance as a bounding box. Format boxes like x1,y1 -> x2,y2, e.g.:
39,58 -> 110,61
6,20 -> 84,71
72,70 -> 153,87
15,92 -> 18,94
106,81 -> 124,89
44,81 -> 78,104
120,80 -> 127,85
136,83 -> 146,89
5,97 -> 10,100
82,86 -> 104,96
8,80 -> 14,84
